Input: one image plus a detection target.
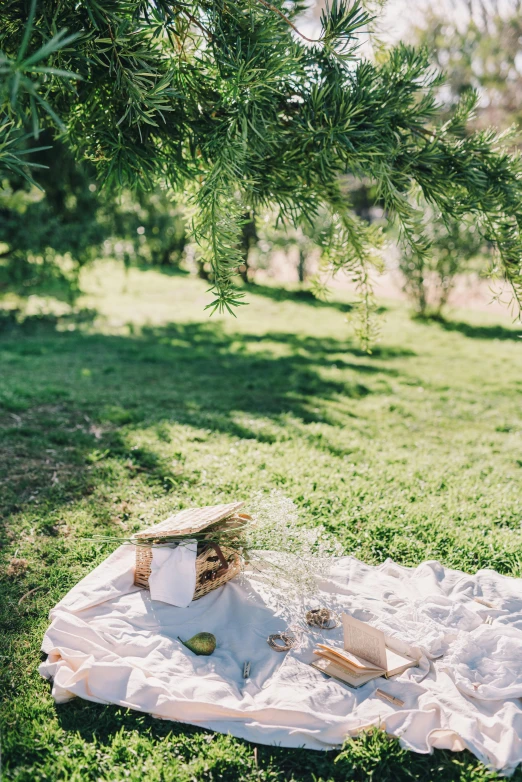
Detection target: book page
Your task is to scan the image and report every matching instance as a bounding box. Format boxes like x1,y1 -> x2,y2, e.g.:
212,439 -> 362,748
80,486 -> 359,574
311,657 -> 381,688
342,614 -> 387,670
384,647 -> 416,676
316,645 -> 383,672
313,650 -> 382,676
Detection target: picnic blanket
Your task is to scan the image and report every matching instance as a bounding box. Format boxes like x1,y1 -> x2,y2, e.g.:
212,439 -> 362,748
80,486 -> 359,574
40,546 -> 522,775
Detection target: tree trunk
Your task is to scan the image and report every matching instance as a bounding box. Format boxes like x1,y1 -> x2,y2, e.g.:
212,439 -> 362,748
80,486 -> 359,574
238,212 -> 258,283
297,248 -> 306,283
197,259 -> 210,280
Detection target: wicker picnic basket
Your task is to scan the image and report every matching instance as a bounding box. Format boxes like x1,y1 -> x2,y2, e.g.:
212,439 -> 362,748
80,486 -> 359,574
132,501 -> 246,601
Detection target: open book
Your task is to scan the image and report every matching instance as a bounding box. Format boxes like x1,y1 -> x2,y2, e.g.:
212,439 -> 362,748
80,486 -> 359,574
310,614 -> 417,689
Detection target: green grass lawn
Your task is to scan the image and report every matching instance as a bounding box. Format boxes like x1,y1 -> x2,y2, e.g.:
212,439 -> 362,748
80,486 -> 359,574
2,262 -> 522,781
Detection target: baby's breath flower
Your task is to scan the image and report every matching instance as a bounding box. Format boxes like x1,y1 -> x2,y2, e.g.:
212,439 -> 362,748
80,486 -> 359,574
243,491 -> 344,621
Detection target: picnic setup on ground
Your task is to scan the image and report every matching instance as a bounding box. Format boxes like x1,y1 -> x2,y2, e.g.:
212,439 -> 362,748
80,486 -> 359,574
40,497 -> 522,776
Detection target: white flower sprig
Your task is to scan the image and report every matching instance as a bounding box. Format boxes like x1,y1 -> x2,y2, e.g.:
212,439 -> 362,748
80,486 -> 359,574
242,490 -> 344,622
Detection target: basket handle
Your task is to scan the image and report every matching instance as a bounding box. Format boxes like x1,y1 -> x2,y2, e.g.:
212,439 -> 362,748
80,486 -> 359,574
204,542 -> 229,576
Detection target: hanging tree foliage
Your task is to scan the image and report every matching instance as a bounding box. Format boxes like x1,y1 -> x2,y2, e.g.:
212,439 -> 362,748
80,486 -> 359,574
1,0 -> 522,344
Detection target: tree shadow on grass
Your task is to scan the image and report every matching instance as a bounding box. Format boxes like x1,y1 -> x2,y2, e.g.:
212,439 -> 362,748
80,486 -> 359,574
242,280 -> 392,316
134,262 -> 191,278
246,281 -> 354,312
0,315 -> 409,519
431,317 -> 522,342
0,306 -> 98,334
107,321 -> 407,440
257,332 -> 414,362
52,699 -> 517,782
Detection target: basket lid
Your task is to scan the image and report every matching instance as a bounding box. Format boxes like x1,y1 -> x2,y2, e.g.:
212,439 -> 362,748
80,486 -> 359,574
133,501 -> 245,539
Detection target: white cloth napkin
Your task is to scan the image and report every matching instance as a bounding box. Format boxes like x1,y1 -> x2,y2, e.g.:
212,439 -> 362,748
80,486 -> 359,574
148,541 -> 197,607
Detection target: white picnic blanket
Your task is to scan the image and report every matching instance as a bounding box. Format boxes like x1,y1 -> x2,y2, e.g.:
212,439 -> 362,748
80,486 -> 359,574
40,547 -> 522,775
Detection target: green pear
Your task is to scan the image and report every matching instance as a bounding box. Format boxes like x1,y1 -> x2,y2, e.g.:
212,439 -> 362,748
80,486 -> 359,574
178,632 -> 216,656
